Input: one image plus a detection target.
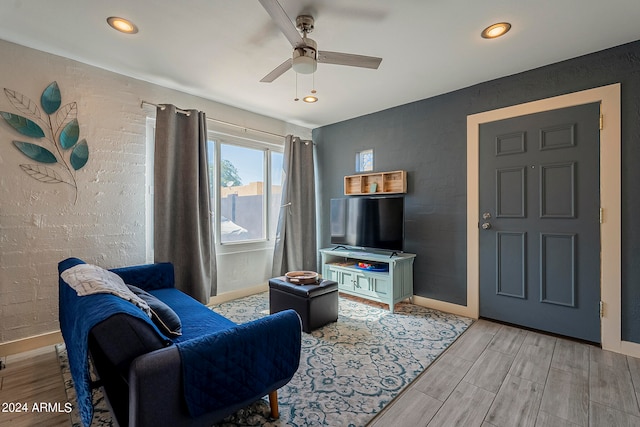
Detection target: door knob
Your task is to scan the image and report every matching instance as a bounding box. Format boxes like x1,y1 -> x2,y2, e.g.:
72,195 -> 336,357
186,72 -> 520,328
481,222 -> 492,230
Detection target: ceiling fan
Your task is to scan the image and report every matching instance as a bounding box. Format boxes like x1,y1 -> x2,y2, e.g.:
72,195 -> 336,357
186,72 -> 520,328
258,0 -> 383,83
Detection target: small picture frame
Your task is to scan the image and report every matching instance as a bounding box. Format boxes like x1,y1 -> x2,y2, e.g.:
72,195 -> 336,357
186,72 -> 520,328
356,149 -> 374,172
369,182 -> 378,193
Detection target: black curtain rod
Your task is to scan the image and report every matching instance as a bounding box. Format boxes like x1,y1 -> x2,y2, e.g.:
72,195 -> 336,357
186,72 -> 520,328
140,100 -> 286,139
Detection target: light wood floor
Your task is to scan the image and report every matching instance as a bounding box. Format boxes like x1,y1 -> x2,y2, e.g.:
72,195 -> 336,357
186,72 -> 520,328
0,345 -> 70,427
369,319 -> 640,427
2,319 -> 640,427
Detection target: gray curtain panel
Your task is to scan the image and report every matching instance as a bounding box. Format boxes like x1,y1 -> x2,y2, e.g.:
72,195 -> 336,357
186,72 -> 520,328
154,104 -> 216,303
272,135 -> 317,276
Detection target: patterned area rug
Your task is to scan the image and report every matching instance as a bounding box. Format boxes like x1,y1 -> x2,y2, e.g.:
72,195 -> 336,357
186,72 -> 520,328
57,292 -> 472,426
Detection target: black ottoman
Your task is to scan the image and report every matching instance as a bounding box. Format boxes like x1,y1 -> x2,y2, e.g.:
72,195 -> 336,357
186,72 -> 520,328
269,277 -> 339,333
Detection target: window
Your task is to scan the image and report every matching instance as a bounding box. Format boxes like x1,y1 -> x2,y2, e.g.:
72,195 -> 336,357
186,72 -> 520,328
145,118 -> 284,255
208,134 -> 283,245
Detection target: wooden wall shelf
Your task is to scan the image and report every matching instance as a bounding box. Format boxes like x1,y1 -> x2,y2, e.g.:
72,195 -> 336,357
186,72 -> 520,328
344,170 -> 407,195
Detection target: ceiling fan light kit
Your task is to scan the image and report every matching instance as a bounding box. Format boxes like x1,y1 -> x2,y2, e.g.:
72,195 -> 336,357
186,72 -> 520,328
292,56 -> 317,74
292,38 -> 318,74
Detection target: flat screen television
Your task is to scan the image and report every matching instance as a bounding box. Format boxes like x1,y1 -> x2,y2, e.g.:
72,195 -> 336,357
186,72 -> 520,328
330,196 -> 404,252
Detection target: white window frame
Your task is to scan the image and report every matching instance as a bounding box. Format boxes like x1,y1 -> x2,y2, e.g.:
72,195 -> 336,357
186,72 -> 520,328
208,130 -> 284,253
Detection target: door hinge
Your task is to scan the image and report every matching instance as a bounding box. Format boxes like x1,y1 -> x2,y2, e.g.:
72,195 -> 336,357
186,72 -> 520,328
599,114 -> 604,130
599,208 -> 603,224
599,301 -> 604,318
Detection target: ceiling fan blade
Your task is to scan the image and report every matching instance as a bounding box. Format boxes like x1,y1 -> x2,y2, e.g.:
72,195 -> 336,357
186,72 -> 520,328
318,51 -> 382,69
258,0 -> 304,47
260,58 -> 292,82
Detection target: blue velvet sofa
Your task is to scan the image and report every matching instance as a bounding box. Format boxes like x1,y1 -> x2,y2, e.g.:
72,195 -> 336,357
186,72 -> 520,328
58,257 -> 302,427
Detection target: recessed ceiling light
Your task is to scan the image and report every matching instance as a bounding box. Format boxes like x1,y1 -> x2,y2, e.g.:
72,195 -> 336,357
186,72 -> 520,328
303,95 -> 318,103
107,16 -> 138,34
481,22 -> 511,39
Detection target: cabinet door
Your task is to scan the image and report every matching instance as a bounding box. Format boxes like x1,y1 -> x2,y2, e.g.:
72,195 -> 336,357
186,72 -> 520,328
326,267 -> 340,283
339,270 -> 356,291
353,274 -> 370,295
326,267 -> 355,291
354,273 -> 389,298
371,276 -> 390,296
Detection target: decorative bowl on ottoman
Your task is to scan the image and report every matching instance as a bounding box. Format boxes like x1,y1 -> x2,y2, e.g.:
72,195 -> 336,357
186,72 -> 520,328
284,271 -> 319,285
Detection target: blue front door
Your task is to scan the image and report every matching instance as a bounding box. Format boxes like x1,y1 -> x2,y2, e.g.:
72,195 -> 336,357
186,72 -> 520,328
479,102 -> 601,343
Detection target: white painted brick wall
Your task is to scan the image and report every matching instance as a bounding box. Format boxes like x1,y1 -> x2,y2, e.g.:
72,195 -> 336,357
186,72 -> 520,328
0,39 -> 311,344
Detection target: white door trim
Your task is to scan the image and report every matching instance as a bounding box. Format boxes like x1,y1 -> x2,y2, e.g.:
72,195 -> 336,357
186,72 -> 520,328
463,83 -> 637,356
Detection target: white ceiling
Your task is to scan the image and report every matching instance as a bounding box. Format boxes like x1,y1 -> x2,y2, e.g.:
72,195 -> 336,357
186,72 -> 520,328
1,0 -> 639,129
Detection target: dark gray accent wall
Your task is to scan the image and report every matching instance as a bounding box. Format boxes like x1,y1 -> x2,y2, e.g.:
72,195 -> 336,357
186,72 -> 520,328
313,40 -> 640,343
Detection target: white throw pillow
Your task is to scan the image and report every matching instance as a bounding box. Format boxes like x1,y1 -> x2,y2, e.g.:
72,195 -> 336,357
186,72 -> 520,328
61,264 -> 151,316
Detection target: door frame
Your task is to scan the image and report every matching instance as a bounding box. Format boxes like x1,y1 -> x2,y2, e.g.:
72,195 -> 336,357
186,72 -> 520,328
466,84 -> 633,355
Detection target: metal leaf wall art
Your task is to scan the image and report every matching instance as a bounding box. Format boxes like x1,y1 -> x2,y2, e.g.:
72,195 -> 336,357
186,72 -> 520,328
1,81 -> 89,203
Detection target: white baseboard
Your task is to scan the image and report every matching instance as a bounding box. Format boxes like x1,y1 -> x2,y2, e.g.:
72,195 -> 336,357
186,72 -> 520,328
0,331 -> 63,356
208,283 -> 268,306
607,339 -> 640,358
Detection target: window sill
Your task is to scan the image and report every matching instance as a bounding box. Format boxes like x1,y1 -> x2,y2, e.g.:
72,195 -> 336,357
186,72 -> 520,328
216,239 -> 276,255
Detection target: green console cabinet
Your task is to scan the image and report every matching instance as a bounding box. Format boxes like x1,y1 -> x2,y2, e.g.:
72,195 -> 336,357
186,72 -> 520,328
320,248 -> 416,313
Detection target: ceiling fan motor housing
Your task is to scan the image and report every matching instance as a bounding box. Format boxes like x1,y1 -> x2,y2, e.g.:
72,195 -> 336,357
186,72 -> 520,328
258,2 -> 382,82
296,15 -> 314,34
292,37 -> 317,74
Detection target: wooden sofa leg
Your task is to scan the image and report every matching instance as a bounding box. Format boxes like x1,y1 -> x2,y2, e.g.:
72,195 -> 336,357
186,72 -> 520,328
268,390 -> 279,419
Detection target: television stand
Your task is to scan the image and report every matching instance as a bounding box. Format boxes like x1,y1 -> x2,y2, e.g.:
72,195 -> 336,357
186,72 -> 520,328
320,248 -> 416,313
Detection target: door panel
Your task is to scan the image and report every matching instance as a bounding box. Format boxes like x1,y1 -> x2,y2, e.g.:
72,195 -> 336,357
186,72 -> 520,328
479,102 -> 601,343
496,231 -> 526,299
497,167 -> 526,217
540,233 -> 575,307
540,162 -> 575,218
